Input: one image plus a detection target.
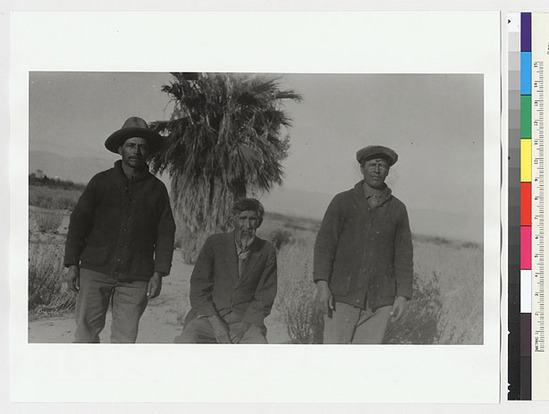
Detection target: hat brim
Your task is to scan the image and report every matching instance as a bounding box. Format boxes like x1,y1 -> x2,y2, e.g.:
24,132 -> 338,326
361,152 -> 397,166
356,145 -> 398,166
105,127 -> 164,153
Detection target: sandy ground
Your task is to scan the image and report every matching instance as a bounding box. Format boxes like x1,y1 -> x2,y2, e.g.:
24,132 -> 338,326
28,215 -> 290,344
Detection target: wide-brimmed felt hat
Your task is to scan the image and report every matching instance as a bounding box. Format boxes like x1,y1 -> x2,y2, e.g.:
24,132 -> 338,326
105,117 -> 164,153
356,145 -> 398,166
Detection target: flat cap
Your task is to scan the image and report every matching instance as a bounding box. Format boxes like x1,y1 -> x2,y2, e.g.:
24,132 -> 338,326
356,145 -> 398,166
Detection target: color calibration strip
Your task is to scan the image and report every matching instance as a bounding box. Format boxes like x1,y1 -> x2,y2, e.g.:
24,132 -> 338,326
507,11 -> 523,401
510,12 -> 549,401
521,11 -> 533,401
508,12 -> 533,400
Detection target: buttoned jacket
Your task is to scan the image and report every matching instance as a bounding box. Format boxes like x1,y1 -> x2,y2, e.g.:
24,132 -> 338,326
313,181 -> 413,311
64,160 -> 176,281
188,232 -> 277,327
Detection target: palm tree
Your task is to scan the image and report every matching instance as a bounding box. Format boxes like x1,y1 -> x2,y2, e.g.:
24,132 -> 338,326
150,72 -> 302,262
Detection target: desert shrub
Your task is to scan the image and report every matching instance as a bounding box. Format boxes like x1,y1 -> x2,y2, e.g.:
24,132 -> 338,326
274,237 -> 323,343
29,239 -> 75,314
269,228 -> 293,250
263,212 -> 483,345
403,240 -> 483,344
433,243 -> 483,344
431,236 -> 451,246
272,233 -> 483,345
384,271 -> 443,344
384,239 -> 483,344
29,185 -> 82,210
33,210 -> 64,233
285,294 -> 324,344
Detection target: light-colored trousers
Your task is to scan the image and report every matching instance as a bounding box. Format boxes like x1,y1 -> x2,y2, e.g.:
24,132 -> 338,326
74,268 -> 148,343
323,301 -> 392,344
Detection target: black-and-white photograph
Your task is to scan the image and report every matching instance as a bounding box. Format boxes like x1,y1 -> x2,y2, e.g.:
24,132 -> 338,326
28,71 -> 484,345
10,10 -> 501,404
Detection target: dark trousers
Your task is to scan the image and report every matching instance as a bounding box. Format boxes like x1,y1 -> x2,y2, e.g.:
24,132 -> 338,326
74,268 -> 148,343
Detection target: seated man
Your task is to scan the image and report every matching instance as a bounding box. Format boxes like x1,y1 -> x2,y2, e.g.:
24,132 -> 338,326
175,198 -> 277,344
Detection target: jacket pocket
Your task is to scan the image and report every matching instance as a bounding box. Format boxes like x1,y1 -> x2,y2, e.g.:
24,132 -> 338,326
80,245 -> 108,266
371,268 -> 396,301
330,273 -> 351,296
137,252 -> 154,277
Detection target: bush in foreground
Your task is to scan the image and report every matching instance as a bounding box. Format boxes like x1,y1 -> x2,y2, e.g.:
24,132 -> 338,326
384,271 -> 442,344
269,228 -> 293,250
274,236 -> 323,343
33,210 -> 64,233
29,239 -> 75,315
272,224 -> 483,345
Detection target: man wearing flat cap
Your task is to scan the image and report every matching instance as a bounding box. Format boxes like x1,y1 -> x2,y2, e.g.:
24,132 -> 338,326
313,145 -> 413,344
64,117 -> 176,343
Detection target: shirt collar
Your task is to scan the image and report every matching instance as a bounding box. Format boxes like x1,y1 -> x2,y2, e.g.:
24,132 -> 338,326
354,180 -> 392,208
114,160 -> 152,183
363,181 -> 385,198
234,233 -> 256,256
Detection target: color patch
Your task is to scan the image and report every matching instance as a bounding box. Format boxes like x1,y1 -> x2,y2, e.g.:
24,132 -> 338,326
521,313 -> 532,357
521,12 -> 532,51
521,95 -> 532,138
521,270 -> 532,313
521,182 -> 532,225
521,52 -> 532,95
521,139 -> 532,182
521,226 -> 532,269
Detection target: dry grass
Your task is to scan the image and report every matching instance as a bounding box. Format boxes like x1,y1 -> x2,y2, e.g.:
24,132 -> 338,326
274,236 -> 323,343
415,240 -> 483,344
28,238 -> 75,315
265,214 -> 484,345
31,209 -> 64,233
29,185 -> 82,211
25,186 -> 483,343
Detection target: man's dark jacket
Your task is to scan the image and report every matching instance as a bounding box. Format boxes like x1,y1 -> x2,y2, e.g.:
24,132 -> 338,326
187,232 -> 277,328
64,160 -> 176,281
313,181 -> 413,311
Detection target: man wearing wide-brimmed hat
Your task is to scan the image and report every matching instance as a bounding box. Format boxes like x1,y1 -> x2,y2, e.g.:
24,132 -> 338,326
64,117 -> 175,343
313,145 -> 413,344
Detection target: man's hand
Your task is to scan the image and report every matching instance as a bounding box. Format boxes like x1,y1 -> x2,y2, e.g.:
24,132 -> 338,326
229,321 -> 250,344
315,280 -> 334,317
208,315 -> 231,344
147,272 -> 163,299
390,296 -> 408,322
64,265 -> 80,294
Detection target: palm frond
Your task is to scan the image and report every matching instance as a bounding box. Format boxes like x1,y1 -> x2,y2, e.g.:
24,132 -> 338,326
151,72 -> 302,259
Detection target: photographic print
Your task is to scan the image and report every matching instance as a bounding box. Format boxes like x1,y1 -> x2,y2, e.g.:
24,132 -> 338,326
10,11 -> 500,403
28,72 -> 484,346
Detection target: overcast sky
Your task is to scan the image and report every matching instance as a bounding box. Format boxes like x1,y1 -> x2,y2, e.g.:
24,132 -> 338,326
29,72 -> 484,241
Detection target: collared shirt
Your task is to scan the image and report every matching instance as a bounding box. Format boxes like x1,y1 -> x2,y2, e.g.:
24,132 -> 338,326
235,236 -> 255,278
362,182 -> 392,209
189,232 -> 278,327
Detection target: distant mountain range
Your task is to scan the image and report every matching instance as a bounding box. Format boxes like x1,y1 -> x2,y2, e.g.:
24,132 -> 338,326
29,150 -> 114,185
261,187 -> 483,244
29,150 -> 483,243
